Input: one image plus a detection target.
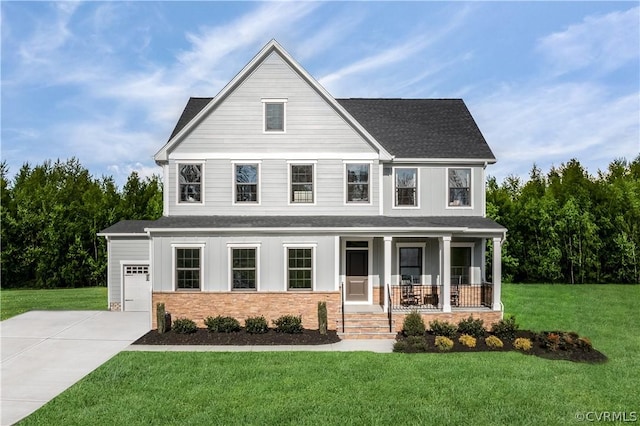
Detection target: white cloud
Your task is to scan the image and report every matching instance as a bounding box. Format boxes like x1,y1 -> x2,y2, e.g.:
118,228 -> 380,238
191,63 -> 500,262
537,6 -> 640,76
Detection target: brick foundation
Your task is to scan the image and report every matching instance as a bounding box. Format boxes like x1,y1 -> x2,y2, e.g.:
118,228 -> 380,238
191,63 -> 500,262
392,310 -> 503,333
152,291 -> 341,331
109,302 -> 122,311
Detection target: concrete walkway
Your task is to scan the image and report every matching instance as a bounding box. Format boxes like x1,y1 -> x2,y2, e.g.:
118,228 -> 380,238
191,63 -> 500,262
1,311 -> 149,426
1,311 -> 394,425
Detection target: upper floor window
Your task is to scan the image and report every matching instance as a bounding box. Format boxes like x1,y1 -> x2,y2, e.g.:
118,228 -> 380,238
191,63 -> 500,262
234,163 -> 259,203
290,164 -> 314,204
394,168 -> 418,207
448,168 -> 471,207
346,163 -> 370,203
263,99 -> 287,132
178,164 -> 202,203
175,247 -> 201,290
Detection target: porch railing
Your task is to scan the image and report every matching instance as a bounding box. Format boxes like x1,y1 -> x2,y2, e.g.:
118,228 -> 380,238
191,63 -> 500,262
390,282 -> 493,310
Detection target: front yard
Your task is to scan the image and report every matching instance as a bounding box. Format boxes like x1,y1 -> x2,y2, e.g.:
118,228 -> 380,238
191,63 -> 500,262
17,284 -> 640,425
0,287 -> 107,320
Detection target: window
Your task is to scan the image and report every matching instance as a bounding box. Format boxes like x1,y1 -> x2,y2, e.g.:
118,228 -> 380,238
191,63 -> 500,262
287,248 -> 313,290
290,164 -> 314,203
176,248 -> 201,290
448,168 -> 471,207
235,164 -> 259,203
178,164 -> 202,203
452,246 -> 472,285
346,163 -> 370,203
399,247 -> 422,284
231,248 -> 257,290
264,102 -> 285,132
395,168 -> 418,207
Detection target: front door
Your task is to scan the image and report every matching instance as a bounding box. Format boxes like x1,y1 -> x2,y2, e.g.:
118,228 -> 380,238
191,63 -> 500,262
346,249 -> 368,302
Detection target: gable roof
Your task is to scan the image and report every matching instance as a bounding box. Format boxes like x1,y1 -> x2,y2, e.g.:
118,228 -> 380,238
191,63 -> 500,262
336,99 -> 495,161
98,220 -> 155,236
155,39 -> 392,163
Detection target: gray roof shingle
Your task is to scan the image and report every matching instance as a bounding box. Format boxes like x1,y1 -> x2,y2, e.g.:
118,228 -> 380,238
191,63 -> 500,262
99,220 -> 155,235
145,215 -> 505,231
166,97 -> 495,161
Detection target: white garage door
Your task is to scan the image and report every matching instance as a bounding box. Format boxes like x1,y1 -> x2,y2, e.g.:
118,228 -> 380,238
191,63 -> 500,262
123,265 -> 150,312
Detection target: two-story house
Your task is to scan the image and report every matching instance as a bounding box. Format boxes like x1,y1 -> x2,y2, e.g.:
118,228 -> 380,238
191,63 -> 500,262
99,40 -> 507,337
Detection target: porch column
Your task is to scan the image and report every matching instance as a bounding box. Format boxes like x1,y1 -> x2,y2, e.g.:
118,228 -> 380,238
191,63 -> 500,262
441,236 -> 452,313
383,236 -> 393,312
492,237 -> 502,311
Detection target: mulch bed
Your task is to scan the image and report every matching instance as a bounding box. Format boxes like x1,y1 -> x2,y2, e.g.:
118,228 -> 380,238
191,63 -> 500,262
395,330 -> 608,364
133,328 -> 341,345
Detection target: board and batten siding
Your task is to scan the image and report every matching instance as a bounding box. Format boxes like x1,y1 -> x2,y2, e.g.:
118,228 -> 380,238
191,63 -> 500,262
382,165 -> 485,216
168,158 -> 379,216
108,237 -> 150,306
152,235 -> 337,293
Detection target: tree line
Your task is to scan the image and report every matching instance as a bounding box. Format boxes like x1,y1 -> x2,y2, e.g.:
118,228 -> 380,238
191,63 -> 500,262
1,156 -> 639,288
487,157 -> 640,284
1,159 -> 162,288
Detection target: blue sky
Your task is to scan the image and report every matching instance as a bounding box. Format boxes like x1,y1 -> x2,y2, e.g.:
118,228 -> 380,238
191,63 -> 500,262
2,1 -> 638,187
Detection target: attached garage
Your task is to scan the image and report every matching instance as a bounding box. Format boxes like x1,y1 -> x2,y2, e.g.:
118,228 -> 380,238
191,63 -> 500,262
123,264 -> 151,312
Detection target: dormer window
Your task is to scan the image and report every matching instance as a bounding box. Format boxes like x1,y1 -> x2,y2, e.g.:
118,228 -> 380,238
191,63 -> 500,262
263,99 -> 287,132
178,163 -> 203,203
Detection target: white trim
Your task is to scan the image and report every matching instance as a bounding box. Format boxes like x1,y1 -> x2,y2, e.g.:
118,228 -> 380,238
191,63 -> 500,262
227,243 -> 261,291
396,242 -> 427,285
175,162 -> 205,206
344,162 -> 373,206
169,152 -> 379,160
171,244 -> 205,292
342,237 -> 373,305
119,260 -> 151,312
154,40 -> 392,162
392,166 -> 420,209
481,164 -> 487,217
378,164 -> 384,215
163,163 -> 169,215
283,243 -> 317,291
334,236 -> 340,291
231,161 -> 261,206
262,98 -> 287,133
146,226 -> 506,236
287,162 -> 317,206
392,157 -> 496,165
445,167 -> 473,210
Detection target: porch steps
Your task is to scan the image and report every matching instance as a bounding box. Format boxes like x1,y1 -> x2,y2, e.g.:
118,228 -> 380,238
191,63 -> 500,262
337,312 -> 397,340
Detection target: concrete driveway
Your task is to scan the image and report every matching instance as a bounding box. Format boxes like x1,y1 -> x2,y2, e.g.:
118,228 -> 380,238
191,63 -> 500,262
1,310 -> 149,425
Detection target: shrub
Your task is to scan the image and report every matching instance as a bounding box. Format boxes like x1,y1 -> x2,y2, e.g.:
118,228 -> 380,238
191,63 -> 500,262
457,316 -> 485,338
245,316 -> 269,334
402,310 -> 426,337
458,334 -> 477,348
204,315 -> 241,333
172,317 -> 197,334
393,340 -> 408,353
273,315 -> 303,334
429,320 -> 457,338
514,337 -> 532,351
485,335 -> 504,349
318,302 -> 328,335
491,315 -> 519,340
435,336 -> 454,351
406,336 -> 429,352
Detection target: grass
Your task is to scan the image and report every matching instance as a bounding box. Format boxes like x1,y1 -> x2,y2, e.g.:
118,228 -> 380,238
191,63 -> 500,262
0,287 -> 107,320
19,284 -> 640,425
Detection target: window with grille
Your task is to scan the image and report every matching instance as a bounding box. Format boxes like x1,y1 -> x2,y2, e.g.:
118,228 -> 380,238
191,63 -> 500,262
395,168 -> 417,206
287,248 -> 313,290
235,164 -> 259,203
290,164 -> 314,203
264,102 -> 285,132
448,168 -> 471,207
176,248 -> 200,290
231,248 -> 257,290
124,265 -> 149,275
346,163 -> 370,203
178,164 -> 202,203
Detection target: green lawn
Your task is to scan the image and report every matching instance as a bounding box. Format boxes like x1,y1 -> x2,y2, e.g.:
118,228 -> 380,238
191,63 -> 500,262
19,284 -> 640,425
0,287 -> 107,320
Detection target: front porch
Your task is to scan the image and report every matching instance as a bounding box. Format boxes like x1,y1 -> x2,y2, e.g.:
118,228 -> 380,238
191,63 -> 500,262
389,282 -> 494,311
